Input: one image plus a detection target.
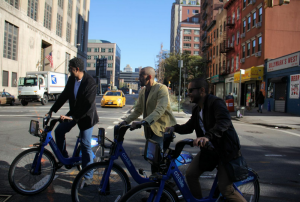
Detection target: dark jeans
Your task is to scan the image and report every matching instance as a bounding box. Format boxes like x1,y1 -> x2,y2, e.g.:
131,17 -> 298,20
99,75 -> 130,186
258,104 -> 263,112
55,120 -> 94,178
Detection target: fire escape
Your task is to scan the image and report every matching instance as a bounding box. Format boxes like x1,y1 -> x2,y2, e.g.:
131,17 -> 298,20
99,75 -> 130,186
220,17 -> 235,74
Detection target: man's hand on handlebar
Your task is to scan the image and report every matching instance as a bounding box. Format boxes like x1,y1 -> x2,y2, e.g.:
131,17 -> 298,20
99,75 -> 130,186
194,137 -> 209,147
130,121 -> 142,130
45,110 -> 53,118
119,121 -> 128,126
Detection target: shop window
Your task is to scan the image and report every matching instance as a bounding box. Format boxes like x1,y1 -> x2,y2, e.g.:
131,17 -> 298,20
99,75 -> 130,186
267,79 -> 274,98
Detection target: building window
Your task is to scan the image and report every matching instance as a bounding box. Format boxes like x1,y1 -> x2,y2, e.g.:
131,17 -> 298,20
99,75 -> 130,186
94,55 -> 98,59
87,55 -> 91,59
101,55 -> 105,58
194,37 -> 200,42
243,20 -> 246,33
194,30 -> 200,35
108,48 -> 114,53
253,12 -> 256,26
87,63 -> 91,67
94,63 -> 96,68
237,31 -> 240,44
232,13 -> 235,23
187,9 -> 189,15
194,51 -> 199,55
213,47 -> 215,55
231,58 -> 234,72
248,0 -> 251,4
236,56 -> 239,70
252,40 -> 256,54
193,10 -> 199,14
12,72 -> 17,87
220,25 -> 222,35
216,46 -> 218,56
242,45 -> 245,58
194,44 -> 199,49
68,0 -> 73,17
192,17 -> 199,23
66,23 -> 71,43
217,29 -> 219,38
2,71 -> 9,87
58,0 -> 64,9
94,48 -> 99,52
183,0 -> 186,4
101,48 -> 105,52
87,48 -> 91,52
232,35 -> 235,45
213,64 -> 215,75
184,29 -> 191,34
108,63 -> 113,68
243,0 -> 246,8
56,14 -> 63,37
224,21 -> 226,31
108,55 -> 113,60
247,42 -> 250,56
259,7 -> 262,22
187,17 -> 189,22
184,36 -> 192,41
248,16 -> 251,30
5,0 -> 19,9
237,8 -> 240,20
27,0 -> 38,21
183,43 -> 191,48
3,21 -> 18,61
44,3 -> 52,30
216,64 -> 218,75
258,36 -> 262,51
190,1 -> 196,5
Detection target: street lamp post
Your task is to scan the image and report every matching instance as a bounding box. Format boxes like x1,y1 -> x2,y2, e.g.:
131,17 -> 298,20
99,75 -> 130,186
239,69 -> 245,108
178,60 -> 183,113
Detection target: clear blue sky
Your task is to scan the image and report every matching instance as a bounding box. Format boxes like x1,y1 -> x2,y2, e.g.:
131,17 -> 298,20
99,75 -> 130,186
88,0 -> 175,71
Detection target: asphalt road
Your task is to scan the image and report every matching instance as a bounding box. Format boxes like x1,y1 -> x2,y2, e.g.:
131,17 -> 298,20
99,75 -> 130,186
0,94 -> 299,202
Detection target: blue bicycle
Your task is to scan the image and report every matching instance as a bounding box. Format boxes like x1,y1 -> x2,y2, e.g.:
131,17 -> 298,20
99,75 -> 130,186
8,116 -> 101,195
119,137 -> 260,202
71,125 -> 193,202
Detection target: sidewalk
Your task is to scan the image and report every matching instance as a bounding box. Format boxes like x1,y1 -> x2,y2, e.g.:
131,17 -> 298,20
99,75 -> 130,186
182,99 -> 300,130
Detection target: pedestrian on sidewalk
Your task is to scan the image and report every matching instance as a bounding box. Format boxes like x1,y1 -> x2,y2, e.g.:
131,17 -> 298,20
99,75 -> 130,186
165,77 -> 247,201
119,66 -> 177,174
256,91 -> 265,113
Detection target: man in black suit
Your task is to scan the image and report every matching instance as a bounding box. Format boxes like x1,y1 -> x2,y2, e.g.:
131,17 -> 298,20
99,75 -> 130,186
46,57 -> 98,180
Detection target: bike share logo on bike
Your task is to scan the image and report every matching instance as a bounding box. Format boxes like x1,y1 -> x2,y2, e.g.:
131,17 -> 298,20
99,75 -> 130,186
122,153 -> 132,167
174,171 -> 184,188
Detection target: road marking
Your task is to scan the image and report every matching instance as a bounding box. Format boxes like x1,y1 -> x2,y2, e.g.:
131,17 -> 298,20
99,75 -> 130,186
107,126 -> 114,129
265,154 -> 284,157
233,122 -> 300,138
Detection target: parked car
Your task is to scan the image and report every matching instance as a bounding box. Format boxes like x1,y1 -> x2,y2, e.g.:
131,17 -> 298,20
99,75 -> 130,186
0,91 -> 15,106
101,90 -> 126,108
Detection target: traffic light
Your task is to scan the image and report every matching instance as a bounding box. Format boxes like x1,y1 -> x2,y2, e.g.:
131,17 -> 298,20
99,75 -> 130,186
264,0 -> 273,8
279,0 -> 290,5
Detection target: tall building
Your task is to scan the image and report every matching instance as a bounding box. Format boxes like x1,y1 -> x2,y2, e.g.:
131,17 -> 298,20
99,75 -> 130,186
0,0 -> 90,95
124,64 -> 132,72
87,39 -> 121,89
170,0 -> 201,55
119,71 -> 140,90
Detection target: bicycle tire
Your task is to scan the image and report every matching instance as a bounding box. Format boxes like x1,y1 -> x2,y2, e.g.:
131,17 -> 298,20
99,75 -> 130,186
8,148 -> 56,195
119,182 -> 179,202
237,178 -> 260,202
71,161 -> 131,202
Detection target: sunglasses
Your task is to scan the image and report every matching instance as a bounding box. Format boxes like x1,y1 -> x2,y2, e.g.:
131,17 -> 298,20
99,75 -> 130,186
188,88 -> 201,93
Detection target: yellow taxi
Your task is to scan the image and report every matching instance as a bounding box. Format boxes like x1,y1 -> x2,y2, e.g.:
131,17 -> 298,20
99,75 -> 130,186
101,90 -> 126,108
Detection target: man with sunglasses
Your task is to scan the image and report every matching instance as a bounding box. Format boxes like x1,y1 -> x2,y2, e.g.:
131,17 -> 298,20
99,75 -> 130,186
166,77 -> 246,201
46,57 -> 98,182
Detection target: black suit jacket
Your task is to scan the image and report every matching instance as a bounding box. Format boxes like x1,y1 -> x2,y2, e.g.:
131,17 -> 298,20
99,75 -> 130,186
51,72 -> 99,130
174,94 -> 241,165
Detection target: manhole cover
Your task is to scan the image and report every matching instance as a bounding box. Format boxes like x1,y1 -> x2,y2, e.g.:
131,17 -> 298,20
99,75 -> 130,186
0,195 -> 11,202
245,131 -> 263,134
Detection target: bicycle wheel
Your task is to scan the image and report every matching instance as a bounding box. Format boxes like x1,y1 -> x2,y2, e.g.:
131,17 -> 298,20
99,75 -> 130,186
71,162 -> 131,202
8,148 -> 56,195
237,179 -> 260,202
119,182 -> 179,202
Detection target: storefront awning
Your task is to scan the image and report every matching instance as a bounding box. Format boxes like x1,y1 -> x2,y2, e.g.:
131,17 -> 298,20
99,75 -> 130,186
234,66 -> 264,83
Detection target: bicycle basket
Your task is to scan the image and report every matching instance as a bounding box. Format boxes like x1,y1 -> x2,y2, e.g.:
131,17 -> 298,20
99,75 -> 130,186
144,139 -> 161,166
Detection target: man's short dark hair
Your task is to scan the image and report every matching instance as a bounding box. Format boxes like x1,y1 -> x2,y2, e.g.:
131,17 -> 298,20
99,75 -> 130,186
69,57 -> 84,72
190,77 -> 208,93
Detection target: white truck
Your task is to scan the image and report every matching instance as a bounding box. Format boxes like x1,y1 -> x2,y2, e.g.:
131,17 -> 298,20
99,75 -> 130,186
18,71 -> 68,106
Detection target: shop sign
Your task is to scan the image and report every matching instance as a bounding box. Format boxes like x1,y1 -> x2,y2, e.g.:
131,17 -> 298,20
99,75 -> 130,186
267,52 -> 300,72
234,67 -> 264,83
211,75 -> 225,83
290,74 -> 300,99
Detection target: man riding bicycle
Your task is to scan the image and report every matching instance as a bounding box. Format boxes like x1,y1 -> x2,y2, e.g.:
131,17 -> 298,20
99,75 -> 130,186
166,77 -> 247,201
46,57 -> 98,182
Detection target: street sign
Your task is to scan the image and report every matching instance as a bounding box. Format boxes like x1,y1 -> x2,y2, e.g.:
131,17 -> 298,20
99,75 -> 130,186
178,60 -> 183,68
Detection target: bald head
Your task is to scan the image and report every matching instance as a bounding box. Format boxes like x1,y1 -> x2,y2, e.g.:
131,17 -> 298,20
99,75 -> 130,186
141,66 -> 155,81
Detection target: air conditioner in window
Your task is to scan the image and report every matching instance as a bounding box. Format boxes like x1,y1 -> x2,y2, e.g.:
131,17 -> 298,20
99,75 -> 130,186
256,22 -> 262,28
240,58 -> 245,63
240,33 -> 245,38
255,51 -> 261,57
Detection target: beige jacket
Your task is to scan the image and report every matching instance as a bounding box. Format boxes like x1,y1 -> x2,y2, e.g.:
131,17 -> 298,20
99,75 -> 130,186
125,82 -> 177,137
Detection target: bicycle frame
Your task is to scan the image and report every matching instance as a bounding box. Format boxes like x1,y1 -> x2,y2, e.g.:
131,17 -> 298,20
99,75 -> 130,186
31,131 -> 81,174
98,138 -> 150,194
149,157 -> 259,202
